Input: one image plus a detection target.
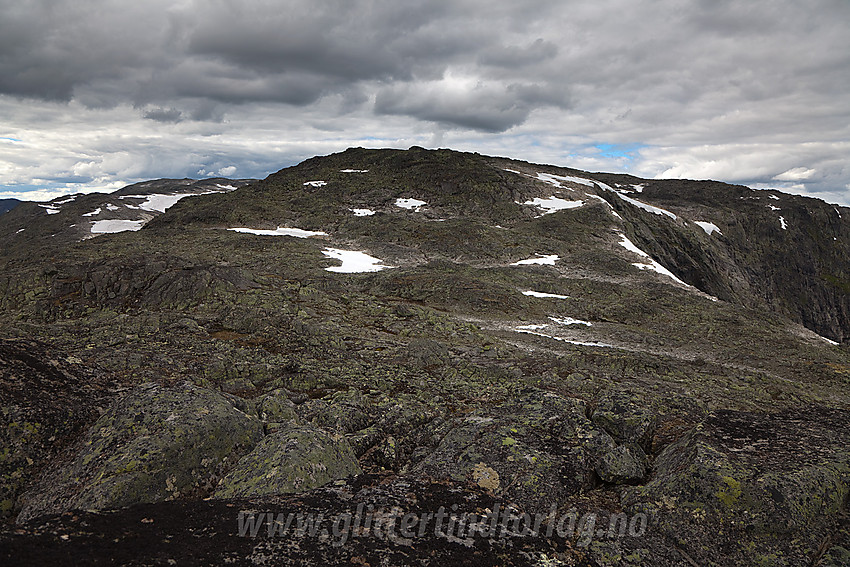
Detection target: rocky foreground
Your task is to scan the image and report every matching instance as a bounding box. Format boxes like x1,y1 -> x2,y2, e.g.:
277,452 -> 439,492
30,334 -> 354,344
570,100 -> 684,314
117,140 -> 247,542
1,147 -> 848,565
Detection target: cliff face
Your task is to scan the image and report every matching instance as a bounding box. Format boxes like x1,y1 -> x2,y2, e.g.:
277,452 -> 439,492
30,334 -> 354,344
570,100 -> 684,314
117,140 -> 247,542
602,176 -> 850,342
1,147 -> 848,566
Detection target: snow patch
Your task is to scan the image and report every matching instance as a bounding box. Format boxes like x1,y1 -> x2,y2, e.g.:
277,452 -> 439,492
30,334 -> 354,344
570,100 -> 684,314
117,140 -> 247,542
769,195 -> 780,200
522,290 -> 570,299
511,254 -> 559,266
322,248 -> 392,273
618,234 -> 690,287
90,219 -> 145,233
536,172 -> 595,188
119,193 -> 208,213
779,216 -> 787,230
15,229 -> 24,234
350,208 -> 376,216
395,198 -> 427,210
53,196 -> 77,205
216,184 -> 238,191
304,181 -> 327,187
768,205 -> 781,211
340,169 -> 369,173
514,327 -> 613,348
516,324 -> 548,331
694,221 -> 722,236
227,227 -> 327,238
631,184 -> 645,192
106,204 -> 120,211
82,208 -> 102,217
616,193 -> 677,219
521,196 -> 584,215
549,316 -> 592,327
596,183 -> 676,219
39,205 -> 60,214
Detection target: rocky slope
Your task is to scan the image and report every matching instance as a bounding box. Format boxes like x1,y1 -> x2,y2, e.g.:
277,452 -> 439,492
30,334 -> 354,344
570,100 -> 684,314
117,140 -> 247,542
1,147 -> 848,566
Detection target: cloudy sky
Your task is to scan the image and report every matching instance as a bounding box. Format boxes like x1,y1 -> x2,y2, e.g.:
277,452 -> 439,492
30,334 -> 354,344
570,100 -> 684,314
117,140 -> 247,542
2,0 -> 849,204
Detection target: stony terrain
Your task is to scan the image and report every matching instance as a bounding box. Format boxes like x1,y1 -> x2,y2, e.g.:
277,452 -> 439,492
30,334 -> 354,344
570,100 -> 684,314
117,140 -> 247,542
1,147 -> 848,566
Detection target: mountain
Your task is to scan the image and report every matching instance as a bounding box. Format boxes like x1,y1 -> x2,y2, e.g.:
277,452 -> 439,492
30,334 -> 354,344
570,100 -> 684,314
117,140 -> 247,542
0,177 -> 254,254
0,199 -> 20,215
1,147 -> 848,566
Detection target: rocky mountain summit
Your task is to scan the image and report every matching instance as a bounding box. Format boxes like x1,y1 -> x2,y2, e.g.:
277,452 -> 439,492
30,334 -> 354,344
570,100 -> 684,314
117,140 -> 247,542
1,147 -> 848,566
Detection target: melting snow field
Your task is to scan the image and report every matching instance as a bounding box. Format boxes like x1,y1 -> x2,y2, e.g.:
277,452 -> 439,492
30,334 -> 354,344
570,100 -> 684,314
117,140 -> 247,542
120,193 -> 204,213
618,234 -> 690,286
90,220 -> 145,233
549,316 -> 592,326
536,172 -> 595,188
228,227 -> 327,238
596,183 -> 677,219
522,196 -> 584,215
511,254 -> 559,266
616,193 -> 677,219
350,208 -> 376,216
322,248 -> 392,273
514,326 -> 613,348
522,290 -> 570,299
395,198 -> 427,210
695,221 -> 722,236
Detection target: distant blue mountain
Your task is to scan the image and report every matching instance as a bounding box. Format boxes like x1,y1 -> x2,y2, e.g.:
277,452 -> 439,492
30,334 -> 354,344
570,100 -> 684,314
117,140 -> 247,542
0,199 -> 20,215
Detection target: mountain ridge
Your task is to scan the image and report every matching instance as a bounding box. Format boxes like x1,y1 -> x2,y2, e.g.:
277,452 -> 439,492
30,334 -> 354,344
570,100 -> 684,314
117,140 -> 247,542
1,147 -> 848,566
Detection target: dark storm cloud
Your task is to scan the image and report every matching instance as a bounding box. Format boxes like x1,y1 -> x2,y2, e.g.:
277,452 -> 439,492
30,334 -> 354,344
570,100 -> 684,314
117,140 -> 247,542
0,0 -> 566,130
375,80 -> 571,132
143,108 -> 183,123
478,39 -> 559,68
2,0 -> 850,203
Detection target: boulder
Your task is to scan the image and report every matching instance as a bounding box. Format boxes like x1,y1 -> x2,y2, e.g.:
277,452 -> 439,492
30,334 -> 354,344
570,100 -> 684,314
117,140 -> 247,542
414,389 -> 649,513
214,425 -> 362,498
17,381 -> 263,523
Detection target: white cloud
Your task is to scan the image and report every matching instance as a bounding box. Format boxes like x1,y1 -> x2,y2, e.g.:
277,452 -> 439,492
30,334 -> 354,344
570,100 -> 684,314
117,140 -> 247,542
774,167 -> 816,181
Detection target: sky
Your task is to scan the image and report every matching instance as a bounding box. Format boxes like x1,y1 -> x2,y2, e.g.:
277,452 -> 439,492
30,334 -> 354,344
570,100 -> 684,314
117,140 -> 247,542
1,0 -> 849,205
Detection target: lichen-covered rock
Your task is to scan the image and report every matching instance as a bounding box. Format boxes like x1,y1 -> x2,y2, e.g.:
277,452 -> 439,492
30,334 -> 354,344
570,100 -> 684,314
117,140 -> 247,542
255,388 -> 299,427
213,425 -> 362,498
297,389 -> 373,434
17,381 -> 263,523
591,391 -> 657,450
594,443 -> 648,484
0,339 -> 116,520
414,389 -> 647,512
623,407 -> 850,565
